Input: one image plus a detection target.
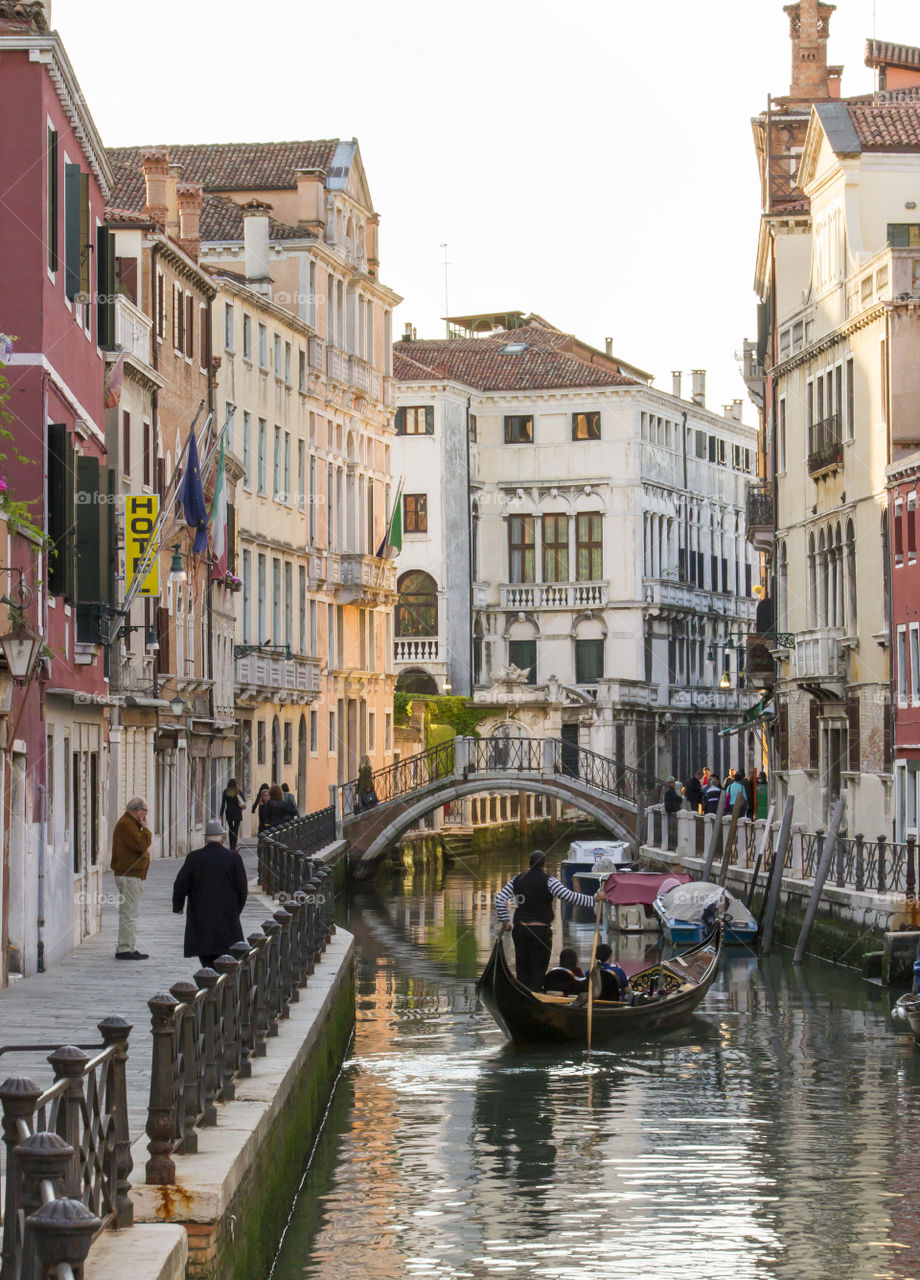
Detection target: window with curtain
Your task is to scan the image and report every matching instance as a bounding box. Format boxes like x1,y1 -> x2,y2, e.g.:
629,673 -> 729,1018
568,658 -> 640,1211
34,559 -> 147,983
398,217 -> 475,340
542,514 -> 569,582
396,570 -> 437,637
575,512 -> 603,580
572,411 -> 601,440
509,516 -> 535,582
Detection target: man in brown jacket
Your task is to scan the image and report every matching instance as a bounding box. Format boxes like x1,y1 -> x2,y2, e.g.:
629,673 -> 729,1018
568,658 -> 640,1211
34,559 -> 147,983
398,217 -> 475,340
111,797 -> 152,960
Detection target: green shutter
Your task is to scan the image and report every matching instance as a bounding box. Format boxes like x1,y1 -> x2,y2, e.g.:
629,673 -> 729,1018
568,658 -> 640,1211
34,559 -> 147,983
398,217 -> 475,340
394,407 -> 405,435
47,423 -> 75,599
75,456 -> 108,642
96,226 -> 115,349
64,163 -> 82,300
79,171 -> 90,298
425,405 -> 434,435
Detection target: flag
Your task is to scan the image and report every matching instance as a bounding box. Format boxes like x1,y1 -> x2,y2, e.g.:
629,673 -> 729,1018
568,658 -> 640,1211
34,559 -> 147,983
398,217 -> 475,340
210,437 -> 228,579
104,350 -> 124,409
375,482 -> 403,560
177,427 -> 209,554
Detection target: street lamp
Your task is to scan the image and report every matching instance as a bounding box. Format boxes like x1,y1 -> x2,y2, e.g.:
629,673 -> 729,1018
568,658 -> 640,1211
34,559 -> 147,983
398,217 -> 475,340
168,693 -> 186,718
719,671 -> 732,690
168,546 -> 187,586
0,574 -> 43,686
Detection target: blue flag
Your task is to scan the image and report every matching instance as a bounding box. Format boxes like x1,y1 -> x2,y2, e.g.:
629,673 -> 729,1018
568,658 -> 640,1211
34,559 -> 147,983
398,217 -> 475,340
177,428 -> 209,554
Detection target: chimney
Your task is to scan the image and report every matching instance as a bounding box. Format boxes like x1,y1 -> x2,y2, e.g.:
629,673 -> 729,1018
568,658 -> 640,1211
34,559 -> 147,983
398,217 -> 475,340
141,148 -> 170,228
294,167 -> 327,234
176,182 -> 202,261
242,200 -> 272,298
605,337 -> 613,357
672,370 -> 682,398
785,0 -> 836,100
165,163 -> 181,234
402,322 -> 414,341
691,369 -> 706,407
366,213 -> 380,280
731,399 -> 744,423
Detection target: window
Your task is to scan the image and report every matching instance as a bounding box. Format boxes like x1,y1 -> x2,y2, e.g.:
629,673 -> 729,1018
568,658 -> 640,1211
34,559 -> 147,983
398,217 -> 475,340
257,720 -> 266,765
242,550 -> 251,643
243,313 -> 252,360
385,711 -> 393,752
396,406 -> 434,435
64,163 -> 89,302
273,426 -> 282,498
310,599 -> 317,656
242,412 -> 251,488
258,323 -> 268,368
224,302 -> 234,350
888,224 -> 920,247
122,410 -> 131,476
272,558 -> 282,641
328,710 -> 336,753
912,624 -> 920,706
284,341 -> 292,385
298,565 -> 306,653
542,514 -> 569,582
504,414 -> 533,444
143,420 -> 152,487
508,640 -> 537,682
576,513 -> 603,580
258,419 -> 267,494
469,414 -> 478,443
284,561 -> 293,649
778,397 -> 787,472
508,516 -> 535,583
845,358 -> 855,441
283,431 -> 291,502
575,638 -> 604,684
257,554 -> 266,641
895,499 -> 904,565
273,332 -> 282,374
156,271 -> 166,338
404,493 -> 427,533
572,411 -> 601,441
396,570 -> 437,637
910,494 -> 917,562
172,283 -> 183,350
185,294 -> 194,359
368,711 -> 376,753
309,457 -> 317,541
298,440 -> 305,512
695,430 -> 707,459
47,126 -> 59,272
283,721 -> 292,766
898,625 -> 908,704
298,348 -> 306,392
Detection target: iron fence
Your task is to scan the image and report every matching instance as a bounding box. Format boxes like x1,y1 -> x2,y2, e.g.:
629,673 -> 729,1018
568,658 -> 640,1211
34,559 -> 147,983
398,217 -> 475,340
341,739 -> 456,816
801,830 -> 912,894
467,737 -> 543,773
257,809 -> 336,896
145,865 -> 335,1186
0,1017 -> 132,1280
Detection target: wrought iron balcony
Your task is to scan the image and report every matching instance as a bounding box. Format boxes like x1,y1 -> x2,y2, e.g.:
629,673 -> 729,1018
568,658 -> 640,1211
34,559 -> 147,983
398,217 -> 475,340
808,413 -> 843,477
746,481 -> 773,533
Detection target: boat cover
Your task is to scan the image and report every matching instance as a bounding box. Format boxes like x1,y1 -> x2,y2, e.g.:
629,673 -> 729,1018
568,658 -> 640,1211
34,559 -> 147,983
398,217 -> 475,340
656,879 -> 756,927
601,870 -> 691,907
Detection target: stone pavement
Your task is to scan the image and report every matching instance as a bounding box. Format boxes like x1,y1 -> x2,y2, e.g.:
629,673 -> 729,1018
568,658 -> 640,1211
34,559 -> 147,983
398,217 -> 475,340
0,841 -> 277,1143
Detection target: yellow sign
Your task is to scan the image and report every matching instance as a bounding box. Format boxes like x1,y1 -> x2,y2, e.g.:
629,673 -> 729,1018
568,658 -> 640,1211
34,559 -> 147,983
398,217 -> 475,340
125,495 -> 160,596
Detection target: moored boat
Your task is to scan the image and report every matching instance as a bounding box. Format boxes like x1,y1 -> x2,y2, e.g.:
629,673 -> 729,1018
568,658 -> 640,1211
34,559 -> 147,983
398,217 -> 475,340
892,992 -> 920,1038
599,870 -> 693,933
653,880 -> 757,946
476,924 -> 722,1045
561,839 -> 632,894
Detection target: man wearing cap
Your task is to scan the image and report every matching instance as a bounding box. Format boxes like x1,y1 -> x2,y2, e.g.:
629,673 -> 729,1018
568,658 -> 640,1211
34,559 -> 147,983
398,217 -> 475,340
494,850 -> 602,991
172,820 -> 248,968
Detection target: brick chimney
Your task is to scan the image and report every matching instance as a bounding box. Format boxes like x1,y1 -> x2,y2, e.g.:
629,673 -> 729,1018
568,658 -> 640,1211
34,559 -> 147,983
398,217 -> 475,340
295,168 -> 326,234
177,182 -> 203,261
141,148 -> 170,228
785,0 -> 836,100
691,370 -> 706,407
242,200 -> 272,298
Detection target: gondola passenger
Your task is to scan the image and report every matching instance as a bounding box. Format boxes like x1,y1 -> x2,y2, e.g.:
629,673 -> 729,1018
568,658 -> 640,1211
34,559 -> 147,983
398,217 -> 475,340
595,943 -> 633,1002
495,850 -> 601,991
543,948 -> 589,996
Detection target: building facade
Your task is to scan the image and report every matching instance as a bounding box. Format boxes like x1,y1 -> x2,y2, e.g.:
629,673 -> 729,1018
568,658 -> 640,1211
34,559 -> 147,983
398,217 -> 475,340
393,315 -> 760,782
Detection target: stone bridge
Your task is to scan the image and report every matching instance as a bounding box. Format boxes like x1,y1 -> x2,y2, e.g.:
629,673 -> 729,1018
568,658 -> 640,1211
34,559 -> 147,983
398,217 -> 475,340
337,736 -> 662,879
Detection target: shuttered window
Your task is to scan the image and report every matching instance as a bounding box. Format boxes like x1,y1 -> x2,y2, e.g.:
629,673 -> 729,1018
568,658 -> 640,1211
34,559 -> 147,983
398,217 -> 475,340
808,702 -> 819,771
47,127 -> 59,273
846,698 -> 860,773
777,700 -> 789,771
48,424 -> 76,599
64,163 -> 89,301
96,226 -> 115,348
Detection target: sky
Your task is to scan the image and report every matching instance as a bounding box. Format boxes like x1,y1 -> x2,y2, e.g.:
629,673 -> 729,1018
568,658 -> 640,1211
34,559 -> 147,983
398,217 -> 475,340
53,0 -> 920,420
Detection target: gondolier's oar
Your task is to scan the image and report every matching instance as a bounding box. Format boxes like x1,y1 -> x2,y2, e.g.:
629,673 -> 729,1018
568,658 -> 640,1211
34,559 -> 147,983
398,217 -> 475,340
586,891 -> 604,1061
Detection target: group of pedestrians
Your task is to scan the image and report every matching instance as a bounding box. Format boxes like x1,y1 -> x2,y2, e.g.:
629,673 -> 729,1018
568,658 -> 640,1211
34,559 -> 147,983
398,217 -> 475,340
246,781 -> 299,834
665,766 -> 756,818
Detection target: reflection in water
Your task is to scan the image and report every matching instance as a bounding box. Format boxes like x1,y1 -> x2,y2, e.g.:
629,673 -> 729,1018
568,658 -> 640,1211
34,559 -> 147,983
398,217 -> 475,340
272,848 -> 920,1280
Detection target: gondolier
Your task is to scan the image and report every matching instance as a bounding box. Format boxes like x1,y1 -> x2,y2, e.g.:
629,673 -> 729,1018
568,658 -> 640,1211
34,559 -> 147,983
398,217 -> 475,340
495,850 -> 601,991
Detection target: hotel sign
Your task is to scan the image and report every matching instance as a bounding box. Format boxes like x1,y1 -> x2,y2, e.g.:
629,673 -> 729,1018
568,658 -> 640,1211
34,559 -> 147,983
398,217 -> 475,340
125,495 -> 159,596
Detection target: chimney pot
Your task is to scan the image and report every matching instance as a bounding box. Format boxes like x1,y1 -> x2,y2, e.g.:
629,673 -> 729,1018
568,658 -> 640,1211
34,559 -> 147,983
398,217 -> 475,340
605,336 -> 613,357
140,148 -> 170,228
691,369 -> 706,407
177,182 -> 203,262
672,370 -> 682,398
242,200 -> 273,298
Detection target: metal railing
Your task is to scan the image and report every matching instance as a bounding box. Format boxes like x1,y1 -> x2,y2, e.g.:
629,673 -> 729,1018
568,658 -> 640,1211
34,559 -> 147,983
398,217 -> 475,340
258,814 -> 337,897
0,1017 -> 133,1280
341,739 -> 456,817
145,867 -> 335,1186
746,481 -> 773,531
808,412 -> 842,476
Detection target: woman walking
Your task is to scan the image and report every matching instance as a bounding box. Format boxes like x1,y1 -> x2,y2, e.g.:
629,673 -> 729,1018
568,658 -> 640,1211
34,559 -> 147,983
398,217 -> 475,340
219,778 -> 246,850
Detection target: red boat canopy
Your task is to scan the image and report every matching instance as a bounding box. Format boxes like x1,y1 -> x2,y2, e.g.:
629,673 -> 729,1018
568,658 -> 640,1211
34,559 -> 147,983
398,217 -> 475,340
601,871 -> 692,907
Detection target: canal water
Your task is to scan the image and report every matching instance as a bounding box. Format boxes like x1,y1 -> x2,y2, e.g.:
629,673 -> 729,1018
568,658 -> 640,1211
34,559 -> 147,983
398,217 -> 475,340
273,846 -> 920,1280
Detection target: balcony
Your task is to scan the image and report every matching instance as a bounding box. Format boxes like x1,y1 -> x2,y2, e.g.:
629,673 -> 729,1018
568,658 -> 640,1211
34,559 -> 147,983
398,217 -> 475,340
746,481 -> 774,554
235,650 -> 321,706
306,550 -> 325,591
498,582 -> 606,610
115,295 -> 153,367
349,355 -> 380,400
326,346 -> 349,385
808,413 -> 843,478
795,628 -> 846,685
333,552 -> 396,606
309,336 -> 324,371
394,637 -> 441,663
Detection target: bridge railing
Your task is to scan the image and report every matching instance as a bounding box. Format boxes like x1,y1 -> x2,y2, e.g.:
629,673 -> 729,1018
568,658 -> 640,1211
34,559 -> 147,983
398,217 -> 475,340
341,738 -> 456,817
467,737 -> 543,773
547,740 -> 662,806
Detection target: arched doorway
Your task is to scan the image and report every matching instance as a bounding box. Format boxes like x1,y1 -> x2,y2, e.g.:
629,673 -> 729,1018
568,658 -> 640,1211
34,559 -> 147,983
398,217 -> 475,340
396,668 -> 438,695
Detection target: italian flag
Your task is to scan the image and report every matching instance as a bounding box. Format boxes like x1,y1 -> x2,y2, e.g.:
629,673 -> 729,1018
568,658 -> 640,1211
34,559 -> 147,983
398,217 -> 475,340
210,437 -> 228,579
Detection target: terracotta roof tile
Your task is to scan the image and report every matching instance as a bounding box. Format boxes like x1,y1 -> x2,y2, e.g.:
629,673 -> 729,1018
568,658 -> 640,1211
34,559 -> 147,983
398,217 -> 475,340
108,141 -> 339,192
393,324 -> 638,392
866,39 -> 920,71
848,103 -> 920,148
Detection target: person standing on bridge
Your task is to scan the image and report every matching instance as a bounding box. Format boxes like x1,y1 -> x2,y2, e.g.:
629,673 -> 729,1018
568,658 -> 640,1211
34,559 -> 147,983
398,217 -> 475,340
495,850 -> 602,991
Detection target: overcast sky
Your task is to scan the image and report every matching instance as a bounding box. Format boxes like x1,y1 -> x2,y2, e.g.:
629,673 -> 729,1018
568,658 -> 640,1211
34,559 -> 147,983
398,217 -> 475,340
54,0 -> 920,418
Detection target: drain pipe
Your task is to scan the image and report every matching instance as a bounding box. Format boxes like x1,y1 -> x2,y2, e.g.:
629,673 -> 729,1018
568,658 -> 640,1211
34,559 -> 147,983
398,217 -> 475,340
36,782 -> 46,973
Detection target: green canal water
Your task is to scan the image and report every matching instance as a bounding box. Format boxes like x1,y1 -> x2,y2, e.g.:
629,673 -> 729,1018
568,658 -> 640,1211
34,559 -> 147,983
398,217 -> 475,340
272,847 -> 920,1280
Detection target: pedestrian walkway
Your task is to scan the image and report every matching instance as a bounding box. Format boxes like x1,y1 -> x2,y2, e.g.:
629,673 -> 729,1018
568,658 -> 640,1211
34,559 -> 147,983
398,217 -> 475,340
0,842 -> 277,1143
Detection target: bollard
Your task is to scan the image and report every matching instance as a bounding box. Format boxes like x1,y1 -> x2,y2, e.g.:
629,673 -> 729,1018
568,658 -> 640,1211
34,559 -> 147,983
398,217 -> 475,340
855,833 -> 865,893
908,834 -> 917,900
97,1014 -> 134,1227
28,1196 -> 101,1276
145,992 -> 182,1185
878,834 -> 888,894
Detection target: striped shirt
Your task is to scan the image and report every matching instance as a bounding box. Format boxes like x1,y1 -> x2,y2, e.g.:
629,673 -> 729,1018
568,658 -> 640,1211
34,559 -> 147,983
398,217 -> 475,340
495,875 -> 595,923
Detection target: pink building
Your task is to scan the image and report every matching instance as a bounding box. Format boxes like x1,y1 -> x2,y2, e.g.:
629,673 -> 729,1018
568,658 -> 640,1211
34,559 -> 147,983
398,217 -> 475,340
0,1 -> 115,978
890,454 -> 920,841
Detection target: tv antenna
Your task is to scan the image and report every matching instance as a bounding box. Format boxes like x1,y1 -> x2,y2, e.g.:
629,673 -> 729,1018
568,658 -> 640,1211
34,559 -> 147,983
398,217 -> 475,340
441,243 -> 451,337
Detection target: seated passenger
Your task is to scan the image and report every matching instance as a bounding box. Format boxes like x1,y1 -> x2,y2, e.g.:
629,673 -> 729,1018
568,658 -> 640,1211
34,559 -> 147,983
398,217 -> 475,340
595,943 -> 633,1002
543,947 -> 588,996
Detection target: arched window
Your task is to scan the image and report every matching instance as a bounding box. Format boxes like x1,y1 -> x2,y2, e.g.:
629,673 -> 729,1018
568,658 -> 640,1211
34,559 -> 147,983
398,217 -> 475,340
396,571 -> 438,637
807,531 -> 816,628
396,668 -> 438,695
845,519 -> 857,634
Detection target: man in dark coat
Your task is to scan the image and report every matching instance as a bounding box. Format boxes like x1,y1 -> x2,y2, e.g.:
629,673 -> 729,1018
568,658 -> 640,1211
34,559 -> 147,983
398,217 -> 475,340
172,820 -> 248,968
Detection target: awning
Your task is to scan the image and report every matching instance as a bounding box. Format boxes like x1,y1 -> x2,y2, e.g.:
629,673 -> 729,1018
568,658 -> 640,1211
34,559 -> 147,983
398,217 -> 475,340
718,696 -> 775,738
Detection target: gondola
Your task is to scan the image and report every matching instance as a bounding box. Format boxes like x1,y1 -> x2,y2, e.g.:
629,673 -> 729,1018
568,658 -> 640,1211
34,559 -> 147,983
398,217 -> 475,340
476,923 -> 722,1045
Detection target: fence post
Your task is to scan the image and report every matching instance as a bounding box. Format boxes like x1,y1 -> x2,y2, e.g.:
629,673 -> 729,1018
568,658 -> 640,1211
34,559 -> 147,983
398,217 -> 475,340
273,907 -> 295,1017
248,932 -> 271,1057
230,940 -> 256,1077
146,992 -> 181,1185
15,1130 -> 78,1278
835,833 -> 846,889
98,1014 -> 134,1228
854,833 -> 865,892
47,1045 -> 90,1196
194,968 -> 223,1124
168,981 -> 201,1152
878,834 -> 888,894
213,955 -> 242,1100
1,1074 -> 43,1276
261,919 -> 284,1037
27,1195 -> 101,1279
908,834 -> 917,900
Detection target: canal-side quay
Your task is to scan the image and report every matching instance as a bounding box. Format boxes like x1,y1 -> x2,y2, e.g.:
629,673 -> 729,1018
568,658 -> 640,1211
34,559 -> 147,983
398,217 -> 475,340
0,844 -> 354,1280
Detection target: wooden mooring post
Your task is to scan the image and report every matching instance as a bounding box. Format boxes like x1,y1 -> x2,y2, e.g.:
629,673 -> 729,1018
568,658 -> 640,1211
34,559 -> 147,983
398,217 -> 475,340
760,795 -> 795,956
746,802 -> 775,909
701,791 -> 726,880
718,792 -> 746,886
793,797 -> 845,965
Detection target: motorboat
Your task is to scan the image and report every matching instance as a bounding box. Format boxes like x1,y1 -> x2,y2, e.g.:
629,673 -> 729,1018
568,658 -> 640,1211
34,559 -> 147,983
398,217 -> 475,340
476,924 -> 722,1045
562,839 -> 632,895
600,870 -> 693,933
653,880 -> 757,946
